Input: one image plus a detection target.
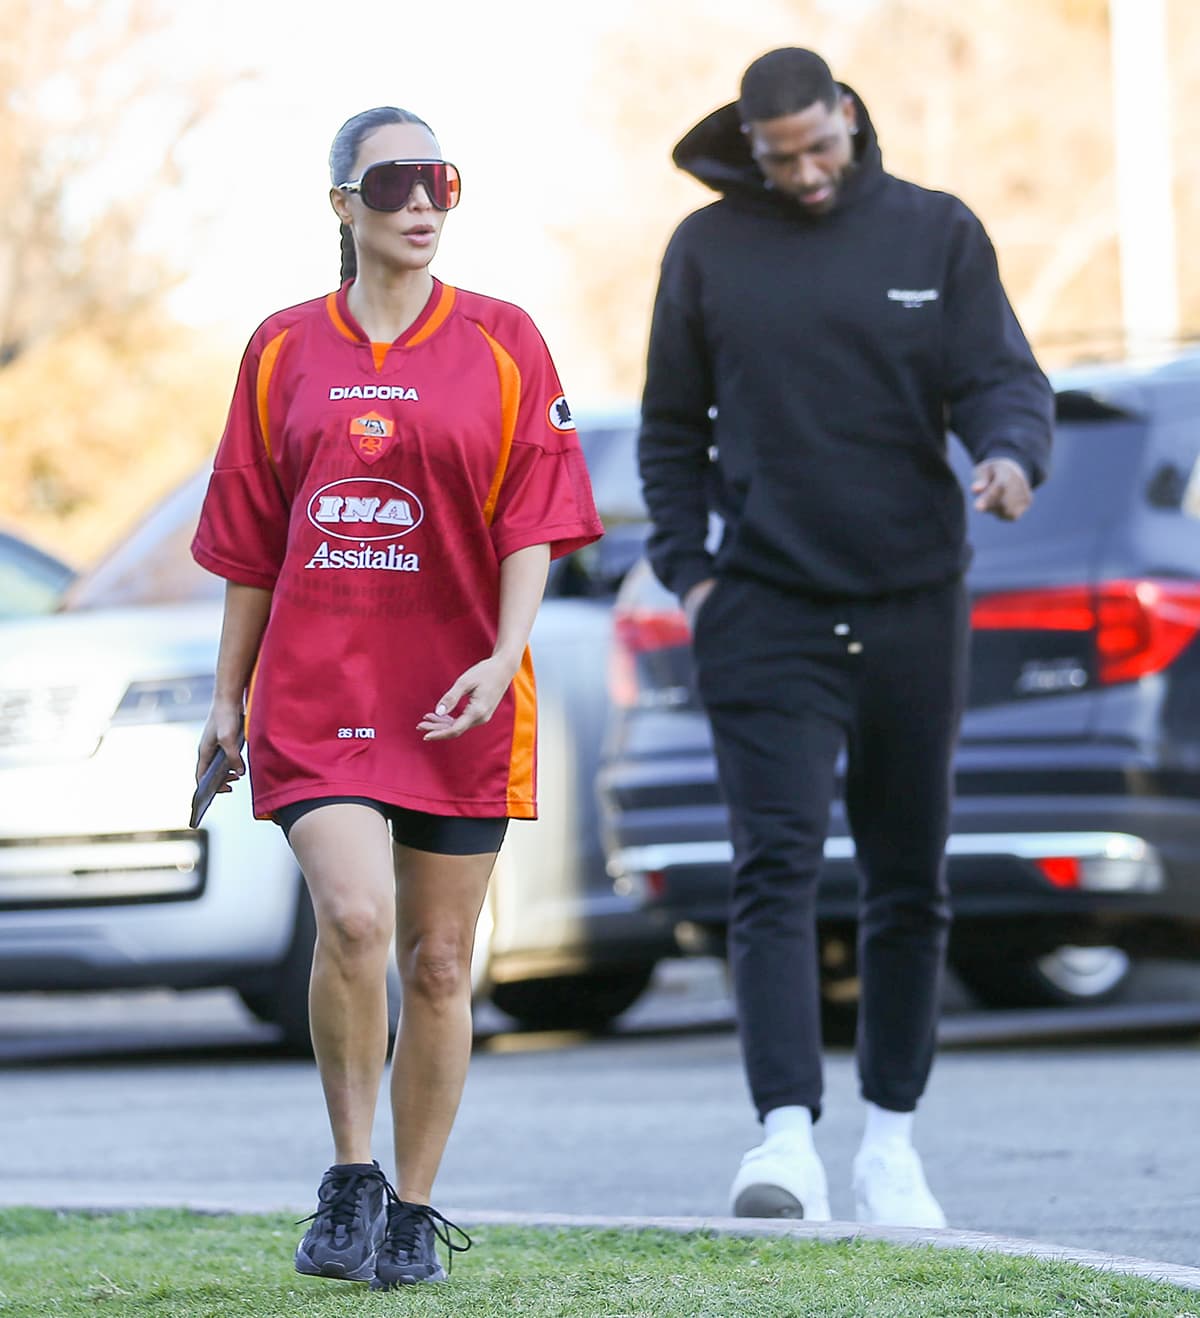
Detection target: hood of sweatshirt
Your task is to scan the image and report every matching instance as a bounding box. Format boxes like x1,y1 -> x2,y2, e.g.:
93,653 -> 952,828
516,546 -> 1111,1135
671,84 -> 885,218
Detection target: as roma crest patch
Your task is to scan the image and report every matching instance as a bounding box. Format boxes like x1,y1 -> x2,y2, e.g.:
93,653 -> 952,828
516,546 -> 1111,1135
349,411 -> 396,465
547,394 -> 575,432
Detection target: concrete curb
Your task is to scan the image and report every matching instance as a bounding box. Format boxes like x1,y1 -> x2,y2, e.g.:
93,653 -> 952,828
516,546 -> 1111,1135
450,1212 -> 1200,1292
23,1199 -> 1200,1293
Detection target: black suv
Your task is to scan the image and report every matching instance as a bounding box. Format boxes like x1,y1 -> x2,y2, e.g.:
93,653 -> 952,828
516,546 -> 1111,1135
597,353 -> 1200,1016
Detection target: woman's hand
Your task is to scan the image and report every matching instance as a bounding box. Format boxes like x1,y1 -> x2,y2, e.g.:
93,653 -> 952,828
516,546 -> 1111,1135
196,699 -> 246,792
418,656 -> 518,741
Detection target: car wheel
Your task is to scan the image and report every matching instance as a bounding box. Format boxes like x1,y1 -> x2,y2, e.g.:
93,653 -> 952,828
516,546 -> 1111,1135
237,879 -> 316,1054
954,944 -> 1132,1009
819,928 -> 858,1046
489,965 -> 656,1032
820,997 -> 858,1047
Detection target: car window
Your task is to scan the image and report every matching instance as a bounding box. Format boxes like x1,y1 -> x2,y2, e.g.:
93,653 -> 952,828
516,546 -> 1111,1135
556,417 -> 647,598
61,471 -> 219,611
1140,410 -> 1200,517
576,420 -> 644,523
0,534 -> 73,618
952,411 -> 1147,553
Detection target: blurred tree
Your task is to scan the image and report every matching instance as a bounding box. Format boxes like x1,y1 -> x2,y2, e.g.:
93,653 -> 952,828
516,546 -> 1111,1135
0,0 -> 247,560
545,0 -> 848,401
832,0 -> 1124,359
559,0 -> 1197,399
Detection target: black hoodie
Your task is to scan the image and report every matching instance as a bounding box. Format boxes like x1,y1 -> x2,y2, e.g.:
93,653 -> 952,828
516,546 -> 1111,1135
638,89 -> 1054,602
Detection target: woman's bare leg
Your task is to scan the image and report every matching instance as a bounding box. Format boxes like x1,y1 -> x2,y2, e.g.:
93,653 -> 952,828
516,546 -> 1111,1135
288,804 -> 396,1165
390,845 -> 494,1203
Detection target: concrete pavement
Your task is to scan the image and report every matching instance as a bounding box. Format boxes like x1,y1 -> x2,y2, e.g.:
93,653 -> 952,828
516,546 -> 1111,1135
3,960 -> 1200,1293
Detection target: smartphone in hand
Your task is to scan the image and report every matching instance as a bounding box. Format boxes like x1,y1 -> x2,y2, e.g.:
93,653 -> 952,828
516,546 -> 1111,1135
189,745 -> 240,829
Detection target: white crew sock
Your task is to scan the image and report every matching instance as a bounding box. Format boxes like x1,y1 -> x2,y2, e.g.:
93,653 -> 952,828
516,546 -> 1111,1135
762,1105 -> 815,1147
860,1101 -> 914,1149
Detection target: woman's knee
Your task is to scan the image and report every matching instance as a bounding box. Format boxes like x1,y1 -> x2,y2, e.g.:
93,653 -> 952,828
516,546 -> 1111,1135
314,895 -> 393,965
399,932 -> 471,1004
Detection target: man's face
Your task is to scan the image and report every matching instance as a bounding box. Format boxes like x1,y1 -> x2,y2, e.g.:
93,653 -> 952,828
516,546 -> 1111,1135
745,96 -> 857,214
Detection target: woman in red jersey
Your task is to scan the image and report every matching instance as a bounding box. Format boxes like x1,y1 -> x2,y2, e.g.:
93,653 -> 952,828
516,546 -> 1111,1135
191,106 -> 602,1289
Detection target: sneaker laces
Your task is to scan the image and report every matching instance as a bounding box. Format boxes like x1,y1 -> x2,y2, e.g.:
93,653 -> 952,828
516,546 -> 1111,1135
382,1199 -> 473,1274
296,1163 -> 389,1241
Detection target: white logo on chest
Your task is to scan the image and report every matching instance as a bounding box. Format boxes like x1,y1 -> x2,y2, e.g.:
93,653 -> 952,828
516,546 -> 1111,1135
330,385 -> 419,400
305,477 -> 424,542
887,288 -> 939,309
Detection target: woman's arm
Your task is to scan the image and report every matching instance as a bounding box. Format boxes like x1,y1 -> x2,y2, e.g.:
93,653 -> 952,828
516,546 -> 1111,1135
196,582 -> 273,785
419,542 -> 551,741
491,541 -> 552,674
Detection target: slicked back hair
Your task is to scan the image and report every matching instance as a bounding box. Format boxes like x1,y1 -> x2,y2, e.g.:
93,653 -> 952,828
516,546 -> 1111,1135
329,106 -> 436,283
738,48 -> 839,123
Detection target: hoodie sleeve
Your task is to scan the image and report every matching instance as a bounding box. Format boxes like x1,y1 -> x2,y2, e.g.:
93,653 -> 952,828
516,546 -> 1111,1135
638,224 -> 718,601
942,203 -> 1054,488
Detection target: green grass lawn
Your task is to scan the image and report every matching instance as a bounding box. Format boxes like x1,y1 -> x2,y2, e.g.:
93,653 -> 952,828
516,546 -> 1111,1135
0,1209 -> 1194,1318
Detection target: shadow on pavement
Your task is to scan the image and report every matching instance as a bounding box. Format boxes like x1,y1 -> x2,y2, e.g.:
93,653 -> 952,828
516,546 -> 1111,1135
3,969 -> 1200,1068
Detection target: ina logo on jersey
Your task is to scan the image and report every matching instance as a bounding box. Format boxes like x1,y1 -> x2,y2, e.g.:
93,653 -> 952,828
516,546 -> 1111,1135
304,477 -> 424,572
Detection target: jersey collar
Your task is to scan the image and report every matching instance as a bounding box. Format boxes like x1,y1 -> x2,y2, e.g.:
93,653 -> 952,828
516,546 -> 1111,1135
325,277 -> 457,351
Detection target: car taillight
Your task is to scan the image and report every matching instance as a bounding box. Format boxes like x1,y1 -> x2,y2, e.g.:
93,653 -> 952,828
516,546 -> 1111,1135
1030,845 -> 1163,892
609,606 -> 690,708
614,608 -> 692,654
1034,856 -> 1080,889
971,581 -> 1200,685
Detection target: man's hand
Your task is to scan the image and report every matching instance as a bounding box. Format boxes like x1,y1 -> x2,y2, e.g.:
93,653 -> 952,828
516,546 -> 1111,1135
683,578 -> 717,631
972,458 -> 1032,521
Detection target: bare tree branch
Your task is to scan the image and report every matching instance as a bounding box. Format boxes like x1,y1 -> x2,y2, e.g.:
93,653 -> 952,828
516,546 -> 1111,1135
0,0 -> 251,364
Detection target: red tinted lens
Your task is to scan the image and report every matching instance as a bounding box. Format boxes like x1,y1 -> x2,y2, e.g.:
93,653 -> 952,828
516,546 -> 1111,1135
439,163 -> 461,210
360,161 -> 460,211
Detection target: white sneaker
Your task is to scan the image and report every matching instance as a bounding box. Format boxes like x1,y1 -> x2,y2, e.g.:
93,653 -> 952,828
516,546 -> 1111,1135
729,1136 -> 831,1220
852,1141 -> 947,1228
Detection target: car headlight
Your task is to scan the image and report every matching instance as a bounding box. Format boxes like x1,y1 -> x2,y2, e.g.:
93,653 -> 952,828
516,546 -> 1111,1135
110,675 -> 215,725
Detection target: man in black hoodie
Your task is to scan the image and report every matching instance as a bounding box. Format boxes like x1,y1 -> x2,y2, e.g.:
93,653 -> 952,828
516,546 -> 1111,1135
638,48 -> 1052,1227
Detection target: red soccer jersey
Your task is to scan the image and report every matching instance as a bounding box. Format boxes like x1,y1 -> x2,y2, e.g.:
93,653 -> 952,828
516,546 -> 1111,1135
192,279 -> 604,820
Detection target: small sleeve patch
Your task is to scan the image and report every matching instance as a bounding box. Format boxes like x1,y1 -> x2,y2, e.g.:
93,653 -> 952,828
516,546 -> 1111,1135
547,394 -> 575,432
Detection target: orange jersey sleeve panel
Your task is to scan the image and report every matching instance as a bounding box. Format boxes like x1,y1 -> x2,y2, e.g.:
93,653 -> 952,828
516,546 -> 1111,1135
480,310 -> 605,563
505,647 -> 538,817
191,320 -> 293,590
475,324 -> 522,528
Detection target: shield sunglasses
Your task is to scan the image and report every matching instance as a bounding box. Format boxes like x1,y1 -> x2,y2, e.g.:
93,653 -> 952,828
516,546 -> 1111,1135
337,159 -> 462,212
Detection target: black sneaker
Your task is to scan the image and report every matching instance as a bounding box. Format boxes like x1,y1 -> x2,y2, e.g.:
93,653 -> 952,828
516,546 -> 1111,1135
294,1160 -> 391,1281
369,1200 -> 472,1289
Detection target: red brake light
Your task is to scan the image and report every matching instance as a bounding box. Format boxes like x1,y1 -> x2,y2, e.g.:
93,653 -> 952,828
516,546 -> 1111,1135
971,586 -> 1094,634
971,581 -> 1200,685
1095,583 -> 1200,683
609,606 -> 690,708
1034,856 -> 1080,889
614,608 -> 691,654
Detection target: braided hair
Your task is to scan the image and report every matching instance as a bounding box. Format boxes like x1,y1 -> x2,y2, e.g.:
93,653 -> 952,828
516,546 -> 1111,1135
738,48 -> 839,123
329,106 -> 437,283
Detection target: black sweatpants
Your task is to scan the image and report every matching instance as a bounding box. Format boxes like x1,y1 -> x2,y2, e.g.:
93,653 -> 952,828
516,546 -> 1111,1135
691,573 -> 969,1121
